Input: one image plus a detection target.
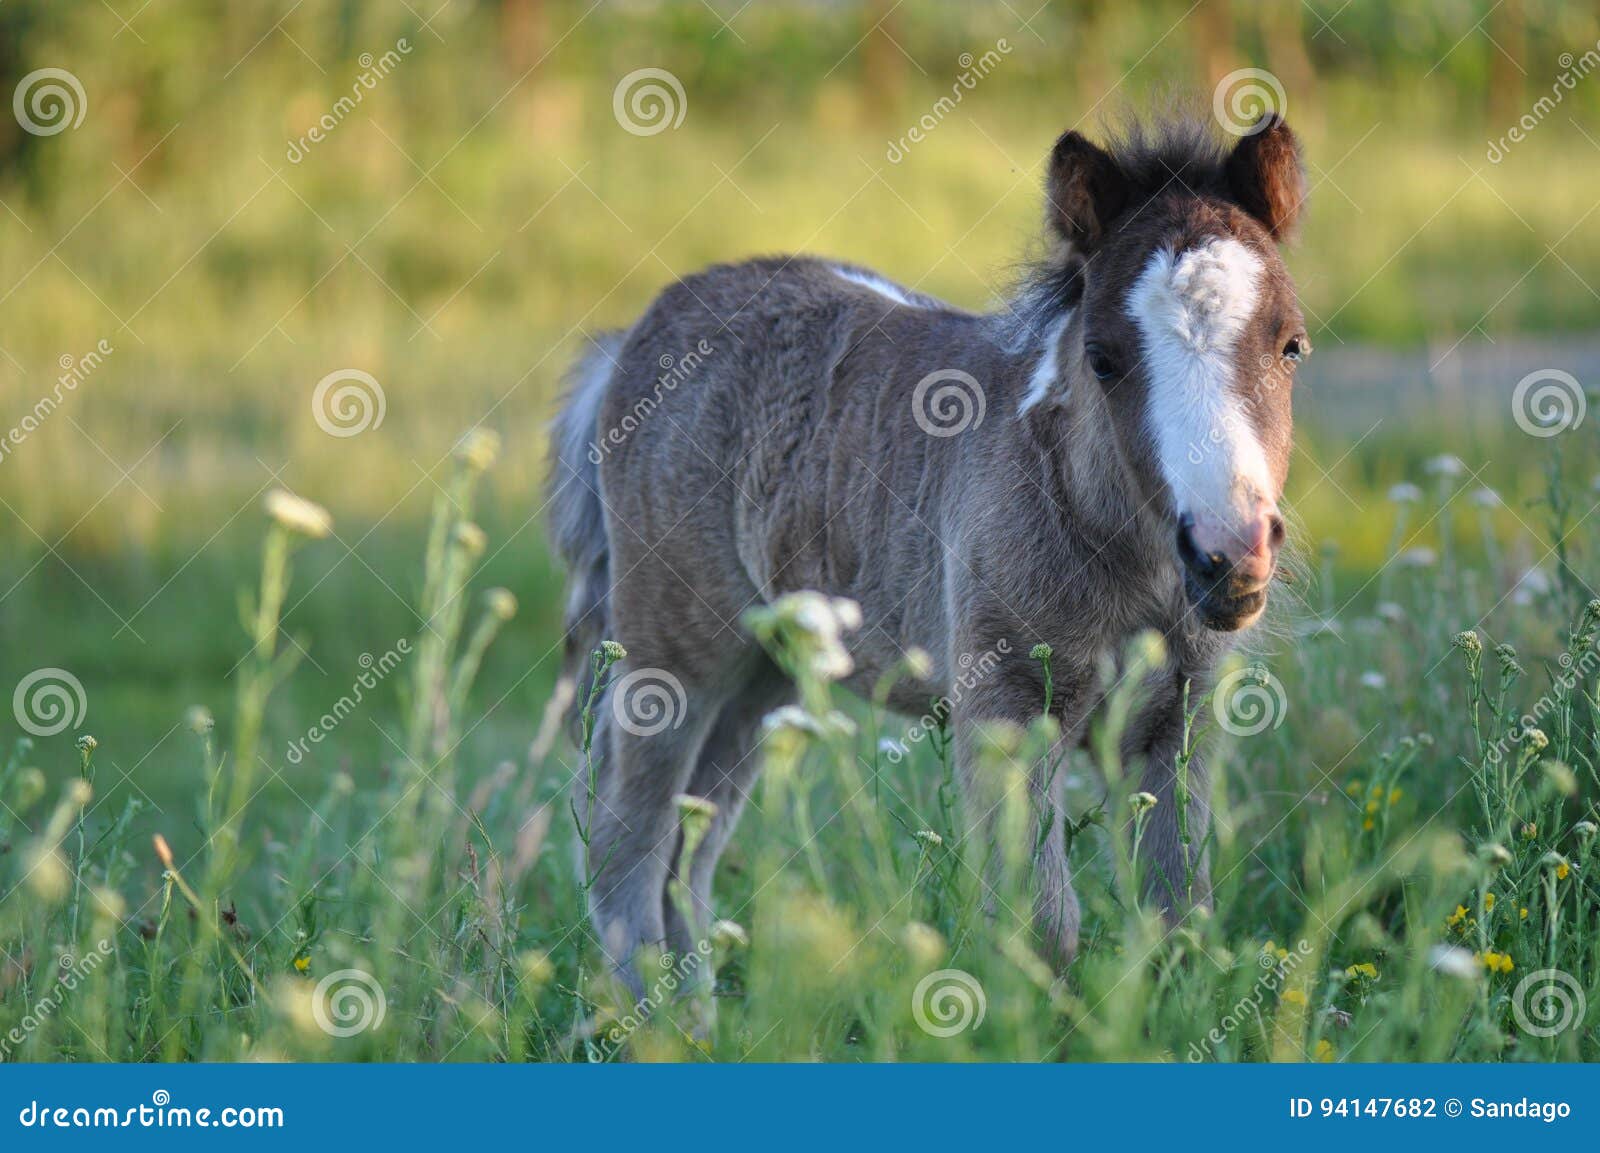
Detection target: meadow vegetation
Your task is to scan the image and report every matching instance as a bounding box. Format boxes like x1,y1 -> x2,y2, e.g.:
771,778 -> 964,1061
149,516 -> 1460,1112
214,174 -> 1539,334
2,1 -> 1599,1061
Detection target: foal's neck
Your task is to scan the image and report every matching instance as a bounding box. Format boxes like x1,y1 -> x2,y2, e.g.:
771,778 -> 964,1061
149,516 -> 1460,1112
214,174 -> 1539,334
1022,355 -> 1156,552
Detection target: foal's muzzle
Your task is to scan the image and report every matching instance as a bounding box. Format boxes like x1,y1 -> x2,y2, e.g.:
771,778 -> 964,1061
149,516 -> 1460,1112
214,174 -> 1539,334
1176,509 -> 1284,631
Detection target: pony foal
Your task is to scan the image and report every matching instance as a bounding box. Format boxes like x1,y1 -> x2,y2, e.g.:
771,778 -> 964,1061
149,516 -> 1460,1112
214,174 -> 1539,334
549,113 -> 1309,987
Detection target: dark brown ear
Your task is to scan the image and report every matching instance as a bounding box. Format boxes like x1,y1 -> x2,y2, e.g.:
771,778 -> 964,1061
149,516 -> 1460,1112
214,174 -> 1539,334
1224,113 -> 1305,241
1045,131 -> 1128,253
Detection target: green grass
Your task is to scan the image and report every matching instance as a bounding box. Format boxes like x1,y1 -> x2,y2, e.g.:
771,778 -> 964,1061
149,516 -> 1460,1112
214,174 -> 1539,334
3,429 -> 1599,1063
5,0 -> 1600,1064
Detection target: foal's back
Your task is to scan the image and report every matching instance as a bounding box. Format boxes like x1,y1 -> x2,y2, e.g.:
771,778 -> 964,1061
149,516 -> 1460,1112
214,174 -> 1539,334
597,256 -> 1025,679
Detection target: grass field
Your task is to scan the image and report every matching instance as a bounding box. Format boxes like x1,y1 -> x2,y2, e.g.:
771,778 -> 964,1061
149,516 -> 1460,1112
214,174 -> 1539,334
3,1 -> 1600,1062
5,423 -> 1600,1062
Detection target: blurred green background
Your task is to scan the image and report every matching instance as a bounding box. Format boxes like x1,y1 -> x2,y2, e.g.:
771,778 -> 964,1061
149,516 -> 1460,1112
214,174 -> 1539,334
0,0 -> 1597,820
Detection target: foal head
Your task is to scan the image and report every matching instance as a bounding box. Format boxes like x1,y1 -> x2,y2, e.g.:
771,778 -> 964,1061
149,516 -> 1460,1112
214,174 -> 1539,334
1042,115 -> 1307,632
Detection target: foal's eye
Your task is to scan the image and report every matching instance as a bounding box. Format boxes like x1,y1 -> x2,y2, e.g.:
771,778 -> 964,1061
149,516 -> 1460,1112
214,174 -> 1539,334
1085,344 -> 1119,381
1282,334 -> 1310,363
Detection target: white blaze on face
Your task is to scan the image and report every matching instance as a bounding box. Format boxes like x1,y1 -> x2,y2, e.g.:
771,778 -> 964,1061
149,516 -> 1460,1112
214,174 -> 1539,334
1127,237 -> 1271,535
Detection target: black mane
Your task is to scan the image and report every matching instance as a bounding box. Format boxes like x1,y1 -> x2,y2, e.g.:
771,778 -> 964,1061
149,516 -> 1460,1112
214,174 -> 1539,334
1002,115 -> 1235,347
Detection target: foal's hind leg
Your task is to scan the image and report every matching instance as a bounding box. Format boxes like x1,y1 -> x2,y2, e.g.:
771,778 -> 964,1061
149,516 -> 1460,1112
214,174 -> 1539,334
584,679 -> 715,994
664,657 -> 793,955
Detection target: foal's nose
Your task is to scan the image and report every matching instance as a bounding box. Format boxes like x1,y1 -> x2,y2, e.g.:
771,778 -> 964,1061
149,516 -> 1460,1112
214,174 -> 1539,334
1176,508 -> 1284,589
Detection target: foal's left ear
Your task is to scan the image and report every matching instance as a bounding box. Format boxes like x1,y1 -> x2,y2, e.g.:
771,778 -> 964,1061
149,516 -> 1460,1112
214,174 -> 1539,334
1224,113 -> 1306,242
1045,130 -> 1128,254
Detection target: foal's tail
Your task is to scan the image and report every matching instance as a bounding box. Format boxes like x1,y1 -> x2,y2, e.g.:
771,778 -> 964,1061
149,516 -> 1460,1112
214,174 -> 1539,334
547,330 -> 625,717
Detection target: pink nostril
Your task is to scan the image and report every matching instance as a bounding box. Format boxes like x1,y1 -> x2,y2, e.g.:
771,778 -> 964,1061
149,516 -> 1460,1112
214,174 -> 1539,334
1242,510 -> 1285,560
1180,509 -> 1282,587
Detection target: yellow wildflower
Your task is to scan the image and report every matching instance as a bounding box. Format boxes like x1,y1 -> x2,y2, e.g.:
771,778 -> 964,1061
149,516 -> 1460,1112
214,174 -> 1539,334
1345,962 -> 1378,980
1446,905 -> 1470,929
1283,988 -> 1308,1006
1346,782 -> 1362,797
1477,950 -> 1514,974
1314,1038 -> 1336,1062
1363,818 -> 1375,831
1388,787 -> 1403,805
1366,799 -> 1380,815
1556,862 -> 1571,881
293,955 -> 310,973
1484,892 -> 1495,911
1520,907 -> 1529,920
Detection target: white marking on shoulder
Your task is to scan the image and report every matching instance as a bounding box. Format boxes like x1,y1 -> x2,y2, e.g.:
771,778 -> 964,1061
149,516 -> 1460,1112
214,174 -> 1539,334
1018,312 -> 1072,415
834,266 -> 921,308
1127,237 -> 1270,524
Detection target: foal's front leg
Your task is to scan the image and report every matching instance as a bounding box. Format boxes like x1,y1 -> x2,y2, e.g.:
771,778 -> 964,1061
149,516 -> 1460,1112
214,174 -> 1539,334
954,671 -> 1091,973
1131,688 -> 1213,919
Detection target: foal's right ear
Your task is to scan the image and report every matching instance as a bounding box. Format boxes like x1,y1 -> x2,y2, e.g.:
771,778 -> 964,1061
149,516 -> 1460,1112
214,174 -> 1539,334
1045,131 -> 1128,254
1224,113 -> 1306,241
